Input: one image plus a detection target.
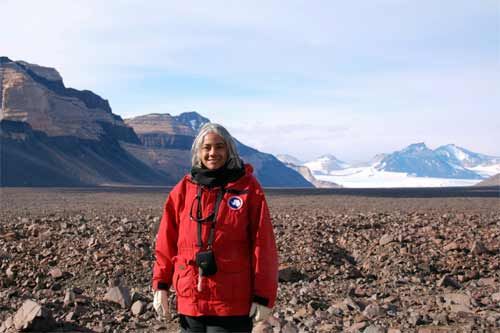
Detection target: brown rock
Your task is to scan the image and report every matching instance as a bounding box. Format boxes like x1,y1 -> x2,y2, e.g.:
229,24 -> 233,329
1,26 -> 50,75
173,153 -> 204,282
49,267 -> 63,279
379,234 -> 394,246
362,303 -> 384,319
449,304 -> 472,313
63,288 -> 75,307
131,300 -> 146,316
470,241 -> 490,255
344,296 -> 364,311
65,311 -> 76,322
437,275 -> 462,289
348,321 -> 368,332
282,322 -> 299,333
5,265 -> 16,279
317,323 -> 335,332
0,316 -> 14,332
364,325 -> 387,333
13,300 -> 56,331
252,321 -> 274,333
278,266 -> 303,282
443,242 -> 460,252
476,277 -> 495,286
418,325 -> 465,332
104,286 -> 132,309
387,329 -> 402,333
443,293 -> 472,307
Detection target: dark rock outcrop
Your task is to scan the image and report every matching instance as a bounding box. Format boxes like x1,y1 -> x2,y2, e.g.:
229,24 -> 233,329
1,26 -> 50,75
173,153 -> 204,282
0,120 -> 172,186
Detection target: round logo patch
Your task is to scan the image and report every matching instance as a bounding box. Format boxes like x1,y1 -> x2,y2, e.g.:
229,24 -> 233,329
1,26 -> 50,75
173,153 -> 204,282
228,196 -> 243,210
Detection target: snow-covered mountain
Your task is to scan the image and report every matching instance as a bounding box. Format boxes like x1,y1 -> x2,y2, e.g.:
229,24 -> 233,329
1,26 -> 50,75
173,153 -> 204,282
276,154 -> 304,166
434,144 -> 500,168
283,143 -> 500,188
304,154 -> 349,175
376,143 -> 482,179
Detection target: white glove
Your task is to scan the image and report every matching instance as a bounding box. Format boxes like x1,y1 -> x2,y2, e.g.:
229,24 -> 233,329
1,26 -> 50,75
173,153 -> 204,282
249,302 -> 272,322
153,290 -> 170,320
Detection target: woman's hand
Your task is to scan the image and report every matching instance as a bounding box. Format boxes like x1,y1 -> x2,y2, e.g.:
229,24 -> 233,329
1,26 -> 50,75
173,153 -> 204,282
153,290 -> 171,320
249,302 -> 272,322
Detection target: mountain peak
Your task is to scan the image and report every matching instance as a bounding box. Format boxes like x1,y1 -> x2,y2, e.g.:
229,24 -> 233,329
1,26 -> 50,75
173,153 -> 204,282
276,154 -> 303,165
402,142 -> 430,153
318,154 -> 340,160
175,112 -> 210,132
0,56 -> 13,64
305,154 -> 349,175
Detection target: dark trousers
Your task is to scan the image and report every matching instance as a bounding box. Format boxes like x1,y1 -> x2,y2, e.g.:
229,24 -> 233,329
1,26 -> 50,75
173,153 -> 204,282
179,315 -> 253,333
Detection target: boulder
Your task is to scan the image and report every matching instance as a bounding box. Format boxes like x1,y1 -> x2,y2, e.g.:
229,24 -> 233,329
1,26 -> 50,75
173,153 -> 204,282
104,286 -> 132,309
131,300 -> 146,316
13,300 -> 56,331
278,266 -> 303,282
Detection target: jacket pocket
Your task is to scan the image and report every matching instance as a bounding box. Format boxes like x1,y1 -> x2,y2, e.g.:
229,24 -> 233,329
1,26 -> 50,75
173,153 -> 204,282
173,257 -> 194,297
212,258 -> 251,301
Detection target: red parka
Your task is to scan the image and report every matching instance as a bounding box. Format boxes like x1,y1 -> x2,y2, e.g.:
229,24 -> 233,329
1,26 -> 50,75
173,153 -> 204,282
152,164 -> 278,316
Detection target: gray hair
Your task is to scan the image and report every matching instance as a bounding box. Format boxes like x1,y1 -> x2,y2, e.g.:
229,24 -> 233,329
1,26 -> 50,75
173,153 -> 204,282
191,123 -> 242,168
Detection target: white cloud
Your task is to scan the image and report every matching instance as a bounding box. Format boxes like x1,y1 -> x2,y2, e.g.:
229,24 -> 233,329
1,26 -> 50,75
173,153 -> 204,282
2,0 -> 498,161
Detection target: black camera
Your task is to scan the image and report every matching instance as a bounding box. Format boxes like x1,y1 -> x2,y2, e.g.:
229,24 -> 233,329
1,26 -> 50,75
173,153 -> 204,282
195,250 -> 217,276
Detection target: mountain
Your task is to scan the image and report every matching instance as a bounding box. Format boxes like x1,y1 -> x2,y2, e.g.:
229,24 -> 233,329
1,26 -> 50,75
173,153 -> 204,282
304,154 -> 349,175
435,144 -> 500,168
375,143 -> 482,179
1,56 -> 312,187
276,154 -> 304,166
475,174 -> 500,187
1,57 -> 172,186
124,113 -> 314,188
125,113 -> 196,150
175,111 -> 210,132
280,162 -> 341,188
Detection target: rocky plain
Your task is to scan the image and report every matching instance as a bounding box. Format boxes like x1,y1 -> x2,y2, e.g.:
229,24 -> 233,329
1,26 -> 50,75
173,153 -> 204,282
0,186 -> 498,333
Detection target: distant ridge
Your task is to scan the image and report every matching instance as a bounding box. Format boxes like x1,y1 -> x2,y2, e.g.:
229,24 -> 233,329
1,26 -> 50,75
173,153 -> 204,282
1,57 -> 313,187
475,174 -> 500,187
125,112 -> 314,188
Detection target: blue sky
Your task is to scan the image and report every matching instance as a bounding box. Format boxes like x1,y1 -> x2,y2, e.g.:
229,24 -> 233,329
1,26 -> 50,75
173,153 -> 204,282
2,0 -> 499,162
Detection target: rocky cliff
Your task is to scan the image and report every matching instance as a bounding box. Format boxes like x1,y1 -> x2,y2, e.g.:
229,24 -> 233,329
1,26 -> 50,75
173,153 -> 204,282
282,162 -> 341,188
0,57 -> 171,186
0,57 -> 138,143
124,113 -> 196,150
125,112 -> 314,188
1,56 -> 312,187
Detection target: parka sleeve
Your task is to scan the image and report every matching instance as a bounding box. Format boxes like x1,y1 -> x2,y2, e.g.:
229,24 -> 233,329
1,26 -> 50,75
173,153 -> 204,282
152,183 -> 182,290
248,182 -> 278,308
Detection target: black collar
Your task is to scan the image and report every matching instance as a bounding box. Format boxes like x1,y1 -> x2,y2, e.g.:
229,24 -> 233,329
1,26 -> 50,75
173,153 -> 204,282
191,159 -> 245,187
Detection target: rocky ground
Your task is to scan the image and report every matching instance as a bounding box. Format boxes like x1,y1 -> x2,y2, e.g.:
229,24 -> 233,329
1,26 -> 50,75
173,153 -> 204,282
0,187 -> 498,332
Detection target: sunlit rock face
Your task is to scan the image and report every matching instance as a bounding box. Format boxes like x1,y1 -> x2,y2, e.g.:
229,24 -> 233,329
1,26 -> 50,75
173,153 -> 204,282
0,57 -> 171,186
0,57 -> 138,143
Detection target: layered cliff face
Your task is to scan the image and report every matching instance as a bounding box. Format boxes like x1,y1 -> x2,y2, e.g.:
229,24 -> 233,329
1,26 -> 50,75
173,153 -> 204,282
0,57 -> 138,143
1,56 -> 312,187
125,112 -> 314,188
0,57 -> 170,186
125,113 -> 197,150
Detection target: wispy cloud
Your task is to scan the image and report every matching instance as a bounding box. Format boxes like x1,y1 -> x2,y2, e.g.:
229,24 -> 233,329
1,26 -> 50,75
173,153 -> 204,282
2,0 -> 499,161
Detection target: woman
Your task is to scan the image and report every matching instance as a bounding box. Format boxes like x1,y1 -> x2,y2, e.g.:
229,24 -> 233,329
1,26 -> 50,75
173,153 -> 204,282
152,123 -> 278,332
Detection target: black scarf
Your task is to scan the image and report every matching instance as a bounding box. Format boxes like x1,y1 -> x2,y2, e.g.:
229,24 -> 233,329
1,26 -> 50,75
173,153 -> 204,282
191,158 -> 245,187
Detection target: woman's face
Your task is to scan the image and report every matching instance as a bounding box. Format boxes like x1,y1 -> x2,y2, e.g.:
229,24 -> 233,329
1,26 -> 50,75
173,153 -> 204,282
199,132 -> 228,170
